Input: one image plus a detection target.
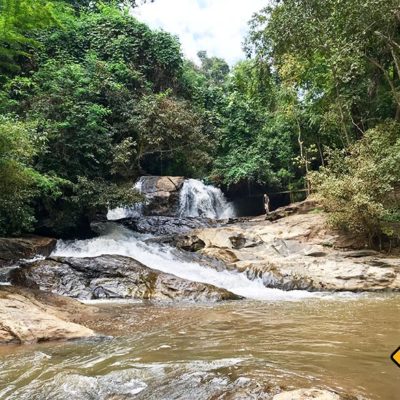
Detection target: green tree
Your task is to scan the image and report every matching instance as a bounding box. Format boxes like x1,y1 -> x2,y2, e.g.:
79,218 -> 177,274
131,92 -> 213,177
66,0 -> 152,11
0,3 -> 210,235
197,50 -> 230,85
0,0 -> 60,73
248,0 -> 400,138
212,60 -> 296,188
0,117 -> 40,234
243,0 -> 400,231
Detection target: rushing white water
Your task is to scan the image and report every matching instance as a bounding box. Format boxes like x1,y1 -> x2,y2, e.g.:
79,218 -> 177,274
52,223 -> 316,301
107,177 -> 235,220
179,179 -> 235,219
107,178 -> 146,220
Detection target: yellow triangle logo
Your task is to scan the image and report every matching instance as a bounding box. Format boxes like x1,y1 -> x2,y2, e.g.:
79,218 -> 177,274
391,347 -> 400,368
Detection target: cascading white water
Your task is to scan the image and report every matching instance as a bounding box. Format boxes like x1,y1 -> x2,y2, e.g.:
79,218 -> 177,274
100,179 -> 319,301
107,178 -> 235,220
179,179 -> 235,219
52,223 -> 317,301
107,178 -> 146,220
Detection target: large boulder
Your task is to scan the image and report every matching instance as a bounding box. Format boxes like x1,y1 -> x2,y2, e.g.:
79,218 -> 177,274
10,255 -> 241,302
140,176 -> 185,216
0,236 -> 56,266
266,199 -> 319,221
0,286 -> 95,345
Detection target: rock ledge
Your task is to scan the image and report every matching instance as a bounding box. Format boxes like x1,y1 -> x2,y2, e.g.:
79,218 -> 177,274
0,286 -> 95,345
11,255 -> 241,302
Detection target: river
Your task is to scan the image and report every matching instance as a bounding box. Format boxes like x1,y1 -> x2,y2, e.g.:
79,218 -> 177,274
0,295 -> 399,399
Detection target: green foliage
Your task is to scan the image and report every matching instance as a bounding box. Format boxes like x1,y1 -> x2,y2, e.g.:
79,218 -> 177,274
34,176 -> 143,237
310,122 -> 400,240
72,176 -> 142,211
211,60 -> 296,188
66,0 -> 152,12
0,116 -> 38,235
197,51 -> 230,85
132,92 -> 214,177
245,0 -> 400,238
0,0 -> 60,73
27,58 -> 114,180
249,0 -> 400,136
0,3 -> 213,236
75,5 -> 183,91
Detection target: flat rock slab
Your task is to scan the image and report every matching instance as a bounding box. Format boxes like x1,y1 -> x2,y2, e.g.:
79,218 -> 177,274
11,255 -> 241,302
0,286 -> 95,345
187,211 -> 400,292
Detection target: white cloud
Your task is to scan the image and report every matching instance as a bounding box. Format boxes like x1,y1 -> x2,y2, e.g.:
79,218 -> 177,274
132,0 -> 267,65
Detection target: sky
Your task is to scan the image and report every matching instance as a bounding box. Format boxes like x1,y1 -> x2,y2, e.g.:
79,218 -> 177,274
132,0 -> 267,66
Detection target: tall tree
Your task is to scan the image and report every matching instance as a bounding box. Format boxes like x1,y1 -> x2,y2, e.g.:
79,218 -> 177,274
197,51 -> 230,85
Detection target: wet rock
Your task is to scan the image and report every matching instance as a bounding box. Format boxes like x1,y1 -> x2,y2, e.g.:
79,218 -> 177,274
200,248 -> 239,264
0,236 -> 56,265
0,266 -> 12,283
161,227 -> 256,253
141,176 -> 185,194
0,286 -> 95,345
204,244 -> 400,292
273,388 -> 341,400
169,234 -> 206,252
11,255 -> 241,302
121,216 -> 214,236
140,176 -> 185,216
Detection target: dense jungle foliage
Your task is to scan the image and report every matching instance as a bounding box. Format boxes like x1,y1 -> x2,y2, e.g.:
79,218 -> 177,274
0,0 -> 399,242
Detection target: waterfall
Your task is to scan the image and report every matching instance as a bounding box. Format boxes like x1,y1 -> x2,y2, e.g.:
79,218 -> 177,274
179,179 -> 235,219
107,177 -> 235,220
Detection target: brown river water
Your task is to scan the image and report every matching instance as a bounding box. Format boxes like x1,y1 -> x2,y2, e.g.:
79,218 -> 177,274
0,295 -> 399,400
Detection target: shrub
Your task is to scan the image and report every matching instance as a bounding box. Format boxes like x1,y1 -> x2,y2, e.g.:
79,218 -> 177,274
310,122 -> 400,243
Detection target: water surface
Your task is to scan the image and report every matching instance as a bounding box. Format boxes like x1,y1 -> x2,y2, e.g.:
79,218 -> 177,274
1,296 -> 399,399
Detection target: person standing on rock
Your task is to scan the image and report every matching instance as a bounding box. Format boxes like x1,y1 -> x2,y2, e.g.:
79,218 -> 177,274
263,193 -> 270,215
